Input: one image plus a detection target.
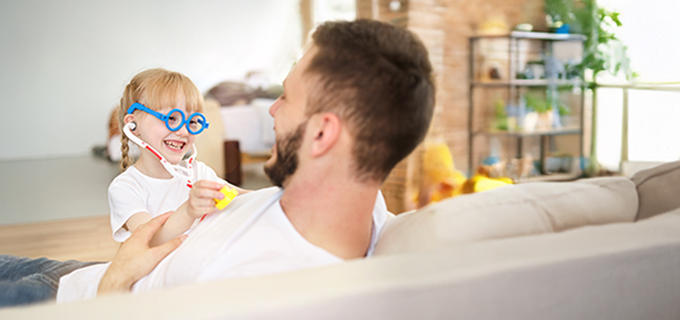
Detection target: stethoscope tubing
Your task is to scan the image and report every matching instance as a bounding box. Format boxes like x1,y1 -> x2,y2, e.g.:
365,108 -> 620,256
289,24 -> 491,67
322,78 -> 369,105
123,123 -> 197,188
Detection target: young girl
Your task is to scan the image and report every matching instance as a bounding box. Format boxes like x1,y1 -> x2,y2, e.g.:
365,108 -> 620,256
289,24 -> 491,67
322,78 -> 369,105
110,68 -> 245,246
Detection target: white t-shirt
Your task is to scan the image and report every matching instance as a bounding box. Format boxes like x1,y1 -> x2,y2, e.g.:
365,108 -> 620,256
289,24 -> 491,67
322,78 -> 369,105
108,161 -> 226,242
57,187 -> 391,303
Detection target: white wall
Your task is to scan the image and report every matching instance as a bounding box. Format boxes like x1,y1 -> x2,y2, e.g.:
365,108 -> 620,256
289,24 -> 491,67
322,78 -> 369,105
0,0 -> 301,160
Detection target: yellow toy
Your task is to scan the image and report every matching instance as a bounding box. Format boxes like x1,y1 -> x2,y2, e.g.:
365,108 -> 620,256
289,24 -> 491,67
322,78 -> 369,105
462,166 -> 513,194
214,185 -> 239,210
417,142 -> 467,207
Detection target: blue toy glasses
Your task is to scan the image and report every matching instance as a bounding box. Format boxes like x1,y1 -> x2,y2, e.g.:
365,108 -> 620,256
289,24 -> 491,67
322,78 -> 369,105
127,102 -> 209,135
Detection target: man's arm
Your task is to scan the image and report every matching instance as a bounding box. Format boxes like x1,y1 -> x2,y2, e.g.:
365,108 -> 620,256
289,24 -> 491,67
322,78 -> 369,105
98,211 -> 186,295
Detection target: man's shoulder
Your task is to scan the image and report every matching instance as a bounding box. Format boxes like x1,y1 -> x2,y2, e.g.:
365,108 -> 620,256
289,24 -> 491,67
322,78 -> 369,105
238,186 -> 282,202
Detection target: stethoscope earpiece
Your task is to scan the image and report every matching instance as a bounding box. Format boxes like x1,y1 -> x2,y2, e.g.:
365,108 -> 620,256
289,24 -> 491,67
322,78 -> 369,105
126,122 -> 137,131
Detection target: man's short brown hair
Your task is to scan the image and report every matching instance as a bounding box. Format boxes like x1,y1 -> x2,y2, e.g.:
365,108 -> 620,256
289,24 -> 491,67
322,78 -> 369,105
306,19 -> 435,182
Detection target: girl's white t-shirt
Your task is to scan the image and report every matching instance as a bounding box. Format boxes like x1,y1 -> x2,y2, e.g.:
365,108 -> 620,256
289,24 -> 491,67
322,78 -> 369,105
57,187 -> 391,303
108,161 -> 226,242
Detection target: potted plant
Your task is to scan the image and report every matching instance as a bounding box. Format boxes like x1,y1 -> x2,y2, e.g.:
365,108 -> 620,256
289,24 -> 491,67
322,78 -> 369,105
524,93 -> 553,130
491,98 -> 510,131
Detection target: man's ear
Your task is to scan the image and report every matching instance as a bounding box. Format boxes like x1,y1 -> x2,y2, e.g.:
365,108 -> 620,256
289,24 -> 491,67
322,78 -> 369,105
309,112 -> 341,157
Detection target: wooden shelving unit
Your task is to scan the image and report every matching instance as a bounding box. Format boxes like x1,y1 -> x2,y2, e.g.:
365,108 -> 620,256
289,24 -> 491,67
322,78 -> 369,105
468,31 -> 586,182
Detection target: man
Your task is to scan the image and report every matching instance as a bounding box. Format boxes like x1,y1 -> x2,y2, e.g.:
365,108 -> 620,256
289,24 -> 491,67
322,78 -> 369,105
3,19 -> 435,305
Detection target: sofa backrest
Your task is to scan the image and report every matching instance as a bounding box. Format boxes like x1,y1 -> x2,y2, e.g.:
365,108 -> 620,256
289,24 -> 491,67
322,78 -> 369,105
375,177 -> 638,255
632,160 -> 680,220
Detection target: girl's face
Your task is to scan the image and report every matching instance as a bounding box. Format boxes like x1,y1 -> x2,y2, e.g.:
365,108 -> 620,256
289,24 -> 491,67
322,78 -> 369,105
135,103 -> 197,165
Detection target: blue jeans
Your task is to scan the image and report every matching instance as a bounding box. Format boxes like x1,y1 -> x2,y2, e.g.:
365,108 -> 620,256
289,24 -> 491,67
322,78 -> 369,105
0,255 -> 100,308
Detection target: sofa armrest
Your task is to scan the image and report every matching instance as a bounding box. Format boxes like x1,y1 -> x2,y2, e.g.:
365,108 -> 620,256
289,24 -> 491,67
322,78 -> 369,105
632,160 -> 680,220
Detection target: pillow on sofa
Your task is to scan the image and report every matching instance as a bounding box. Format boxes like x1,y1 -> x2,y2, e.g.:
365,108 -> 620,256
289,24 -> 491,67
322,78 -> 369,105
374,177 -> 638,255
631,160 -> 680,220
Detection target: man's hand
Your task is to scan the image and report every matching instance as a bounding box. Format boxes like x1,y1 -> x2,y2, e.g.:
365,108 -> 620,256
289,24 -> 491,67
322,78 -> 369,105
98,211 -> 186,295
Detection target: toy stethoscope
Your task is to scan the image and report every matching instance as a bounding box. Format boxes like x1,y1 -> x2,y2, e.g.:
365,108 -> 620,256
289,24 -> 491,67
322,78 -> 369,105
124,102 -> 210,189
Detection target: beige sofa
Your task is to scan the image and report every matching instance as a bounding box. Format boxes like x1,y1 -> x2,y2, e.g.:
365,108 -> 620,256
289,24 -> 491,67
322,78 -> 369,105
3,161 -> 680,319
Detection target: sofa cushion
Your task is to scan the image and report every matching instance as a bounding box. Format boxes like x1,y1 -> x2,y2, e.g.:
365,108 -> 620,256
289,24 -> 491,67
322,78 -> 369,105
631,160 -> 680,220
374,177 -> 638,255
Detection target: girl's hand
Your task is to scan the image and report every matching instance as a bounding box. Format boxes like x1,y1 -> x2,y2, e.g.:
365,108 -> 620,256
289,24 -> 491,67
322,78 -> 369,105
186,180 -> 225,220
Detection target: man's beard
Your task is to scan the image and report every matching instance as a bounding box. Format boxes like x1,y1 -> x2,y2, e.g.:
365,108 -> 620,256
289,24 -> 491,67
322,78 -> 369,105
264,121 -> 307,188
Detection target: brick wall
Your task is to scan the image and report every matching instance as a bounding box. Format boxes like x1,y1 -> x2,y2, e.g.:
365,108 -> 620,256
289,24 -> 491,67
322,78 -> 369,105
363,0 -> 547,213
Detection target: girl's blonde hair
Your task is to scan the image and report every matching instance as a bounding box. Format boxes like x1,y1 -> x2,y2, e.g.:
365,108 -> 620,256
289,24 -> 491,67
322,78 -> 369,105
118,68 -> 205,172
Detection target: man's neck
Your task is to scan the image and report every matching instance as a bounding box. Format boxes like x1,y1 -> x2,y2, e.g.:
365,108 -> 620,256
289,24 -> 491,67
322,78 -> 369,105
279,175 -> 380,260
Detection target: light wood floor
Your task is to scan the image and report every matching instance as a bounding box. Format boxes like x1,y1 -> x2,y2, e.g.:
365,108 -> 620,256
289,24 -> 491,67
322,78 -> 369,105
0,154 -> 272,263
0,215 -> 118,262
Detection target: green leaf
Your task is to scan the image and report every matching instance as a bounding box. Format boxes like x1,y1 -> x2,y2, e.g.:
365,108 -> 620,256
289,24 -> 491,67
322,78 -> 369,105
548,0 -> 630,79
610,12 -> 622,26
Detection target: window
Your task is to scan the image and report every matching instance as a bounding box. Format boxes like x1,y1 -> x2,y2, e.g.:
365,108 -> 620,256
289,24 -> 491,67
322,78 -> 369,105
594,0 -> 680,172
